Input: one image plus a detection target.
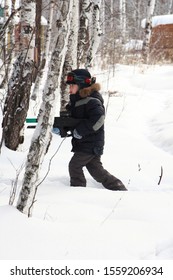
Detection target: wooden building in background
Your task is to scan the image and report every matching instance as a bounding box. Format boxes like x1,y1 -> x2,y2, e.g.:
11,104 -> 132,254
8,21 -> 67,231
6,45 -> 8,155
142,15 -> 173,62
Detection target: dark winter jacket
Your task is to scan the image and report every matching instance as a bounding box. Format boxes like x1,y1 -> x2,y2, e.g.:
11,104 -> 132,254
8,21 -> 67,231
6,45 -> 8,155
67,83 -> 105,155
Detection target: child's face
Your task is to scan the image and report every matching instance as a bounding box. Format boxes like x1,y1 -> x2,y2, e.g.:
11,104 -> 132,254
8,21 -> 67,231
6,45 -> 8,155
69,84 -> 79,94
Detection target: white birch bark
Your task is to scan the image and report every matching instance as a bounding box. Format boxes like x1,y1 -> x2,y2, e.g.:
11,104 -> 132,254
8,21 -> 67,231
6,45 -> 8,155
143,0 -> 156,62
135,0 -> 142,36
86,0 -> 102,67
0,1 -> 19,92
30,0 -> 57,113
69,0 -> 79,68
99,0 -> 105,35
119,0 -> 126,43
168,0 -> 173,14
60,0 -> 79,111
77,0 -> 91,66
110,0 -> 113,29
4,0 -> 11,52
16,0 -> 73,216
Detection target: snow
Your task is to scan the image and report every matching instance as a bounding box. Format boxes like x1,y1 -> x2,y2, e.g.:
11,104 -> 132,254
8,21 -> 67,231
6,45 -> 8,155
1,64 -> 173,264
124,39 -> 143,51
141,14 -> 173,28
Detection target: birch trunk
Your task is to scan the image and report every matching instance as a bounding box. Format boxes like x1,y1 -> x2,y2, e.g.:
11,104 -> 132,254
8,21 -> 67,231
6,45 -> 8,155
168,0 -> 173,14
77,0 -> 91,66
16,0 -> 73,216
30,0 -> 57,112
60,0 -> 79,111
33,0 -> 42,81
119,0 -> 126,43
2,0 -> 35,151
86,0 -> 102,67
143,0 -> 156,63
0,0 -> 17,97
100,0 -> 105,34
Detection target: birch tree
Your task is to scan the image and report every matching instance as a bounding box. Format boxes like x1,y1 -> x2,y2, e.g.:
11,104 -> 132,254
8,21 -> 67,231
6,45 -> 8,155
100,0 -> 105,35
16,0 -> 73,217
86,0 -> 102,67
119,0 -> 126,43
2,0 -> 36,151
60,0 -> 79,111
168,0 -> 173,14
77,0 -> 91,66
0,1 -> 20,98
31,0 -> 57,107
33,0 -> 42,81
143,0 -> 157,62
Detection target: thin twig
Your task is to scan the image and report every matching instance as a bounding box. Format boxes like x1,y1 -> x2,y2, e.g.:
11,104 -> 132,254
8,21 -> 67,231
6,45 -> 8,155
8,160 -> 25,206
116,93 -> 126,122
0,7 -> 21,40
0,187 -> 7,194
158,166 -> 163,185
105,91 -> 111,116
36,137 -> 67,187
27,137 -> 67,217
100,193 -> 126,226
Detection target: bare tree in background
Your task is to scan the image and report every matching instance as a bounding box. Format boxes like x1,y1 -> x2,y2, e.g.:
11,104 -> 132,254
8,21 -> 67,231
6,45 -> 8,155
0,0 -> 20,97
86,0 -> 102,67
31,0 -> 57,108
77,0 -> 91,66
142,0 -> 157,62
2,0 -> 36,151
60,0 -> 79,112
119,0 -> 126,43
33,0 -> 42,81
168,0 -> 173,14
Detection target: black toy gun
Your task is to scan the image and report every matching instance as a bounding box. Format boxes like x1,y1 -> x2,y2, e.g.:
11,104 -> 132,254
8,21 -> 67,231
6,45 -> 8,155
53,111 -> 83,137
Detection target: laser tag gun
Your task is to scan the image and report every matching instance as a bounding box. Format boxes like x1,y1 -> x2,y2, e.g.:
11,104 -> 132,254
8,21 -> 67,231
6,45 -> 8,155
53,111 -> 83,138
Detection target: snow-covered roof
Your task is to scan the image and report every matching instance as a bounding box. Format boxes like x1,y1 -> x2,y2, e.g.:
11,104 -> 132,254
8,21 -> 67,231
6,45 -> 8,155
141,14 -> 173,28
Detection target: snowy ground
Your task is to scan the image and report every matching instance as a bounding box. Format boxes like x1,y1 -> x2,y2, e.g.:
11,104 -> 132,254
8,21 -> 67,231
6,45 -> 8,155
0,64 -> 173,261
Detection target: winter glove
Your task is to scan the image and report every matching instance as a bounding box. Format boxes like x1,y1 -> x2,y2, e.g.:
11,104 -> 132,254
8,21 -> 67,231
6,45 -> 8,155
52,127 -> 60,135
73,129 -> 82,139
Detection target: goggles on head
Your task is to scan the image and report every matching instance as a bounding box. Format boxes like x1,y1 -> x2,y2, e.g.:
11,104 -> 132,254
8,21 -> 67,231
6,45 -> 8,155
66,72 -> 94,86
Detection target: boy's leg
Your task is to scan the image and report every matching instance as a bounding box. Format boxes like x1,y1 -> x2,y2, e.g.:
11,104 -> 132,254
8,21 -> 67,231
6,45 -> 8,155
69,152 -> 95,187
86,156 -> 127,191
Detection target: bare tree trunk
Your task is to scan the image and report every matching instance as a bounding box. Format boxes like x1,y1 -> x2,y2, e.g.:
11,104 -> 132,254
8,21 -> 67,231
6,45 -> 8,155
0,1 -> 19,101
100,0 -> 105,34
77,0 -> 91,66
143,0 -> 157,63
168,0 -> 173,14
119,0 -> 126,43
60,0 -> 79,111
30,0 -> 56,112
86,0 -> 102,67
16,0 -> 73,217
33,0 -> 42,81
2,0 -> 36,151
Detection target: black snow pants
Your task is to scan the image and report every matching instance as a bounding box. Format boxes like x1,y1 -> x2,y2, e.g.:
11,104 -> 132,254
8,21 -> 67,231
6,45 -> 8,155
68,152 -> 127,191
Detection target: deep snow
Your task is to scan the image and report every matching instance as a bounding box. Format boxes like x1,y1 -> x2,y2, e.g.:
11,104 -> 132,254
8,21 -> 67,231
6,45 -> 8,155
0,64 -> 173,261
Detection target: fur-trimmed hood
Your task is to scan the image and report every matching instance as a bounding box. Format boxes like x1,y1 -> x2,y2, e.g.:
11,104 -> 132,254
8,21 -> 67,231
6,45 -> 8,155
79,83 -> 101,98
